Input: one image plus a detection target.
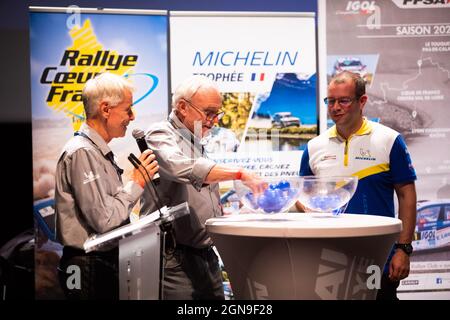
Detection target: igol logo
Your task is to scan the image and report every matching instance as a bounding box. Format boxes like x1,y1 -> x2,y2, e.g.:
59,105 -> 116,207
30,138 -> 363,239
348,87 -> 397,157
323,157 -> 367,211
345,1 -> 376,12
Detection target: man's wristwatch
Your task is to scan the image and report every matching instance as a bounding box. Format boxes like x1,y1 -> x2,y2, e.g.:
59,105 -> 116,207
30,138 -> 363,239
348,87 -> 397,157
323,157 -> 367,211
394,243 -> 413,255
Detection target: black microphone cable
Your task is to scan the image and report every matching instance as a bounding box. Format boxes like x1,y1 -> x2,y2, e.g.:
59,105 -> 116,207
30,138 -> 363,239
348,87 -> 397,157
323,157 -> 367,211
129,153 -> 176,255
128,154 -> 163,218
129,153 -> 164,211
128,153 -> 176,300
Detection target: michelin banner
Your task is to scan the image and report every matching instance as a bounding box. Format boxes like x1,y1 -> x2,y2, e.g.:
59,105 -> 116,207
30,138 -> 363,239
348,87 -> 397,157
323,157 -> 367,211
320,0 -> 450,298
170,12 -> 317,174
30,8 -> 168,202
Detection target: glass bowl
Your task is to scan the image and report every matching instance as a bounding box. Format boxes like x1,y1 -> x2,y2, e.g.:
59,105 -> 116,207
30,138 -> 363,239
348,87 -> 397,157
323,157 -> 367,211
233,177 -> 302,214
297,176 -> 358,215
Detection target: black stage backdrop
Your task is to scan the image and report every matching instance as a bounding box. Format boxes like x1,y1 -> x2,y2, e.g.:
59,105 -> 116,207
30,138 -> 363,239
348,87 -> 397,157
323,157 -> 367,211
0,0 -> 317,300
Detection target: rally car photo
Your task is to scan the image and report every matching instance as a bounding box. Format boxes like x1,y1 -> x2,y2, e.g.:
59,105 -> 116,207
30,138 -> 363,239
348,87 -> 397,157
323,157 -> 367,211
412,199 -> 450,252
332,57 -> 370,83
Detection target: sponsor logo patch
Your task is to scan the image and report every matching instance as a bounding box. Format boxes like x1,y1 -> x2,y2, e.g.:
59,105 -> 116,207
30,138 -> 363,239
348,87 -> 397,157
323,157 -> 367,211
83,171 -> 100,184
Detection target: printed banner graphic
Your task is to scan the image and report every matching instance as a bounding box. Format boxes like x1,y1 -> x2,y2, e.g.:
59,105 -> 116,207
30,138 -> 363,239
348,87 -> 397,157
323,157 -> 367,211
170,13 -> 317,155
323,0 -> 450,297
30,10 -> 168,202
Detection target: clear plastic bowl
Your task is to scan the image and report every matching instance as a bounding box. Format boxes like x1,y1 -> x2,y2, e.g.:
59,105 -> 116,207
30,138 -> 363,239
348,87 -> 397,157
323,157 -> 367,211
297,176 -> 358,215
234,177 -> 302,214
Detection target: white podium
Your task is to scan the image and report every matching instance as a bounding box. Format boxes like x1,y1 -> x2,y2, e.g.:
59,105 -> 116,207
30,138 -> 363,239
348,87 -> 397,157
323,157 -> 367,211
84,202 -> 189,300
206,212 -> 402,300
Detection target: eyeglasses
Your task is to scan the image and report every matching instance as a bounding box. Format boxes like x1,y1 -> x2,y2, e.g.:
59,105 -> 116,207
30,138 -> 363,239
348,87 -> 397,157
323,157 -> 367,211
182,98 -> 224,121
324,97 -> 359,108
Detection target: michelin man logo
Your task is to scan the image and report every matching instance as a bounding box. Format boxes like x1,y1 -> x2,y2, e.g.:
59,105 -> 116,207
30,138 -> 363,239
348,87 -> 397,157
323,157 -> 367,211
359,148 -> 372,158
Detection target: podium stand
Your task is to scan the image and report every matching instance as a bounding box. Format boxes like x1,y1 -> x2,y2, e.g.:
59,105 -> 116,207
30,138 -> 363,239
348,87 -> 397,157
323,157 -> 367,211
83,202 -> 189,300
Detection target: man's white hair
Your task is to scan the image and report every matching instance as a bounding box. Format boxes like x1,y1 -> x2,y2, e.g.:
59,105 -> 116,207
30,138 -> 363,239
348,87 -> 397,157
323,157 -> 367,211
82,73 -> 134,119
172,75 -> 220,109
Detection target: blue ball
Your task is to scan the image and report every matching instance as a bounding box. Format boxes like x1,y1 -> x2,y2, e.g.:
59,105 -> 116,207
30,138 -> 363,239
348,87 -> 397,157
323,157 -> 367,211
258,190 -> 275,213
277,180 -> 291,191
263,202 -> 281,213
287,187 -> 298,199
257,194 -> 268,208
269,183 -> 278,190
329,194 -> 341,207
264,189 -> 278,202
311,195 -> 327,211
265,191 -> 285,213
272,199 -> 284,212
310,194 -> 343,211
245,192 -> 259,209
275,188 -> 285,198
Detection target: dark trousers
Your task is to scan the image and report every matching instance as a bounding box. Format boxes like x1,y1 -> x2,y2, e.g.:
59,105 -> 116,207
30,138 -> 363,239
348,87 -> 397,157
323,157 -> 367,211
58,246 -> 119,300
162,244 -> 225,300
376,273 -> 400,300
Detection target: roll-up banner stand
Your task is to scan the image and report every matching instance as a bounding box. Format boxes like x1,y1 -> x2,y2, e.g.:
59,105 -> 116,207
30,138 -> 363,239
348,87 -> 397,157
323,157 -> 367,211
170,11 -> 318,199
30,7 -> 169,299
319,0 -> 450,299
30,6 -> 168,196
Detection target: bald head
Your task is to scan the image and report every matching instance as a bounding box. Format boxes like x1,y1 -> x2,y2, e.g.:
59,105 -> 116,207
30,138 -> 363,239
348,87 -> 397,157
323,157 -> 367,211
330,71 -> 366,98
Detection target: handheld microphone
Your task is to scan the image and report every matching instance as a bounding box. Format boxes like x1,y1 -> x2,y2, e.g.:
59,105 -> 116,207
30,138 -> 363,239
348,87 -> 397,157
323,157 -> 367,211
128,153 -> 164,216
129,153 -> 160,196
132,128 -> 160,185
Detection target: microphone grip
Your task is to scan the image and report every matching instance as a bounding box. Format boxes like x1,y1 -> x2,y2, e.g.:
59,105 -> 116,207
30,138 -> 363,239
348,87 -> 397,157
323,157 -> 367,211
130,152 -> 160,185
133,131 -> 160,186
129,153 -> 142,165
136,137 -> 149,153
128,155 -> 139,169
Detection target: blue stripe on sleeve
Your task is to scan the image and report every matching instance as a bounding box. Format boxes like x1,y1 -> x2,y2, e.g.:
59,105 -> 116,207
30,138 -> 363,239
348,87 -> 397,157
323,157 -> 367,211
389,135 -> 417,184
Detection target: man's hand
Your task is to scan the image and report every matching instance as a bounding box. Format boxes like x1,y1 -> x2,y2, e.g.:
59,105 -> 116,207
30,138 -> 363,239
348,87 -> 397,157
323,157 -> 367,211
240,169 -> 267,194
389,249 -> 410,281
131,149 -> 159,188
294,200 -> 306,212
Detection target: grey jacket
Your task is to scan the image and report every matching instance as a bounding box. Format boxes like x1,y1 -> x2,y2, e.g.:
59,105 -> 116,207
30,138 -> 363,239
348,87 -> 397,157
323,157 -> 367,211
55,123 -> 143,249
142,111 -> 222,248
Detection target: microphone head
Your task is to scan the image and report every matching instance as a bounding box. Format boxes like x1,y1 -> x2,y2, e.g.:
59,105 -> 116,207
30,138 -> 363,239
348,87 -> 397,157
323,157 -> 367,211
132,128 -> 145,139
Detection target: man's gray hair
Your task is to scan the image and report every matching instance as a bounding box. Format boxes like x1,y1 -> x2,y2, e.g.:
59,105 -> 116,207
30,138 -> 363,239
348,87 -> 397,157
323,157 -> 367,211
82,73 -> 134,119
172,75 -> 220,109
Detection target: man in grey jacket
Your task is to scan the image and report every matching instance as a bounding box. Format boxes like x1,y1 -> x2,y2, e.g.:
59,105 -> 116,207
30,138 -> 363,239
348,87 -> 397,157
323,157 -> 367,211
55,73 -> 159,300
143,75 -> 264,300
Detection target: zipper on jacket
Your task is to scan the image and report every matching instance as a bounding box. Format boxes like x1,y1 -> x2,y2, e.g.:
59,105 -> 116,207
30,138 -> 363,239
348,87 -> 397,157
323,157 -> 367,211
344,139 -> 349,167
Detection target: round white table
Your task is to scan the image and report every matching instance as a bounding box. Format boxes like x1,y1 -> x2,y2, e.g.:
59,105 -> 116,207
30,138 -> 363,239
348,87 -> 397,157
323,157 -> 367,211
206,212 -> 402,300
